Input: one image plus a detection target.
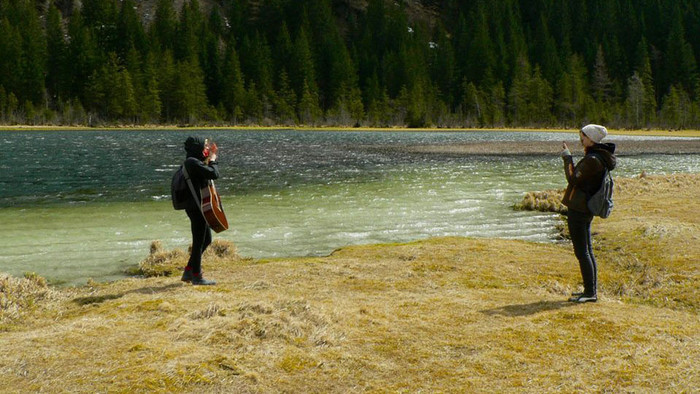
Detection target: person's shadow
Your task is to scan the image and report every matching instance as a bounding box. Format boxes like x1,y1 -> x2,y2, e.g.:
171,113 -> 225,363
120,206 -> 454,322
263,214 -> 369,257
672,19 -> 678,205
480,300 -> 576,317
73,283 -> 182,306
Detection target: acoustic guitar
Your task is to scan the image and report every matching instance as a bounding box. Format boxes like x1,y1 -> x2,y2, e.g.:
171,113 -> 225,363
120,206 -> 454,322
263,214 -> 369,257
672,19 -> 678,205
201,180 -> 229,233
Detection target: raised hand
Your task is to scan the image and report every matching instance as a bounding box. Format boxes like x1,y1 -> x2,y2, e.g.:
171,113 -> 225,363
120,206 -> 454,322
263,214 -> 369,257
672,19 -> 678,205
209,143 -> 218,162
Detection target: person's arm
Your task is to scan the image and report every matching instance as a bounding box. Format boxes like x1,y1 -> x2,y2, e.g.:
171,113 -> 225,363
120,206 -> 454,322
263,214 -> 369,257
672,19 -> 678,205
186,157 -> 220,181
566,154 -> 603,189
561,142 -> 575,183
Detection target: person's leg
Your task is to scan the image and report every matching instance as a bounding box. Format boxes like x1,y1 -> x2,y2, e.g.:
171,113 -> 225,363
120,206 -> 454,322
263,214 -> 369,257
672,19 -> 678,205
185,208 -> 208,274
202,226 -> 212,257
567,211 -> 596,299
183,208 -> 216,285
586,219 -> 598,292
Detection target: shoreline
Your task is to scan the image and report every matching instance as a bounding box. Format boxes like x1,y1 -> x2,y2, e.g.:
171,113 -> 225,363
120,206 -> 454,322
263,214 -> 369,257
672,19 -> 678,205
2,124 -> 700,137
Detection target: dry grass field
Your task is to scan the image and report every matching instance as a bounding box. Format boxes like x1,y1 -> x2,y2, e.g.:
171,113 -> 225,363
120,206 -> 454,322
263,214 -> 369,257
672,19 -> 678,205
1,174 -> 698,393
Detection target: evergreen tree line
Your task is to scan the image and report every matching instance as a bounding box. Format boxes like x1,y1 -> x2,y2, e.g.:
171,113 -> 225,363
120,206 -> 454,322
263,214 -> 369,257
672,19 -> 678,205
1,0 -> 700,128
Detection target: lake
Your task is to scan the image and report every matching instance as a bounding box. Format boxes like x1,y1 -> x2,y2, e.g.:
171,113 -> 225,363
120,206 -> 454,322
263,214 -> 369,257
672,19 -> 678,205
1,129 -> 699,285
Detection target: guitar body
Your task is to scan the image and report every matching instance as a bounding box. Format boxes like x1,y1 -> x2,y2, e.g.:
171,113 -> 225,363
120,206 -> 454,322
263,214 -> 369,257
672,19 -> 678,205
201,180 -> 229,233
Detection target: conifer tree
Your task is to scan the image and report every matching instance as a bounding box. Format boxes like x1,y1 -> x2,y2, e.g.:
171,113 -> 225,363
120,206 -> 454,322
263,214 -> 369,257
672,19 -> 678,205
157,51 -> 177,121
82,0 -> 118,54
626,72 -> 644,128
663,9 -> 698,99
461,79 -> 482,126
118,68 -> 138,121
508,56 -> 531,125
533,14 -> 561,85
273,70 -> 297,124
66,10 -> 100,104
117,0 -> 147,59
528,66 -> 553,125
430,25 -> 456,107
557,54 -> 592,124
487,82 -> 507,127
221,45 -> 246,123
244,81 -> 264,123
465,2 -> 496,87
12,0 -> 46,106
0,18 -> 22,106
240,32 -> 274,99
273,22 -> 294,74
173,59 -> 208,123
85,53 -> 122,120
46,4 -> 67,105
141,54 -> 162,123
200,20 -> 223,108
634,40 -> 657,126
660,85 -> 692,129
175,0 -> 204,62
592,45 -> 613,104
150,0 -> 177,53
290,27 -> 318,101
298,79 -> 322,125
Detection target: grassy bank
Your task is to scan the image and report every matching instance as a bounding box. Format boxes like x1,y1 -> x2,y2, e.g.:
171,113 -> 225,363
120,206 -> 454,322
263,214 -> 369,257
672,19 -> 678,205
0,174 -> 698,392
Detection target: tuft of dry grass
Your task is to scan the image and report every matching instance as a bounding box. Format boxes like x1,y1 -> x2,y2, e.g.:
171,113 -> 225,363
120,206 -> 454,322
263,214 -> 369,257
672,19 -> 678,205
514,189 -> 567,213
132,239 -> 241,278
0,272 -> 63,329
0,174 -> 697,392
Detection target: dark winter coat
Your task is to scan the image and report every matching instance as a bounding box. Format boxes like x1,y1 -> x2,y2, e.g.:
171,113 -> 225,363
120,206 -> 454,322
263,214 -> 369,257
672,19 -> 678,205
562,143 -> 617,214
183,136 -> 219,210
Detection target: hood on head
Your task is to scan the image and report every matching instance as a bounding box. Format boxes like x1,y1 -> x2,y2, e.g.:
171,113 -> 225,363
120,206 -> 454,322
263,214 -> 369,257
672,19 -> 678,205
590,143 -> 617,171
184,136 -> 205,159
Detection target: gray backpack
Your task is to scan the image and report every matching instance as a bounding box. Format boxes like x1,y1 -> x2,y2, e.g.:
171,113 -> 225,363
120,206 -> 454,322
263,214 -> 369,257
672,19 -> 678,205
171,165 -> 189,210
587,154 -> 614,218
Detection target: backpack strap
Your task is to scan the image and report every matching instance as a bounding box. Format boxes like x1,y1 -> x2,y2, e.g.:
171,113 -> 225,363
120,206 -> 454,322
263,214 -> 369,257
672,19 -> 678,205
182,160 -> 205,217
588,152 -> 611,172
585,152 -> 611,196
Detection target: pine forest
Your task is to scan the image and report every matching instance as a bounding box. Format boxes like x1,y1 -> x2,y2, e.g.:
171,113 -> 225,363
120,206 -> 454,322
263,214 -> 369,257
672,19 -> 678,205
1,0 -> 700,129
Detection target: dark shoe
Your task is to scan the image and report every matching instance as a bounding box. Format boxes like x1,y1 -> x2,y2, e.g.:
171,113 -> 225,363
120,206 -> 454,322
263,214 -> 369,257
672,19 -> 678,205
191,276 -> 216,286
570,291 -> 584,297
568,294 -> 597,303
181,269 -> 194,283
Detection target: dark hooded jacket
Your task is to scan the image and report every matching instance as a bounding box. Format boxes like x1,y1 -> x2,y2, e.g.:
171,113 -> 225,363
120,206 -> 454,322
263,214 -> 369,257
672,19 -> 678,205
183,136 -> 220,209
562,142 -> 617,214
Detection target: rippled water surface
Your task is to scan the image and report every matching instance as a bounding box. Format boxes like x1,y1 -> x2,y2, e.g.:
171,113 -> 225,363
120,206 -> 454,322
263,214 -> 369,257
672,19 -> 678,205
1,130 -> 699,284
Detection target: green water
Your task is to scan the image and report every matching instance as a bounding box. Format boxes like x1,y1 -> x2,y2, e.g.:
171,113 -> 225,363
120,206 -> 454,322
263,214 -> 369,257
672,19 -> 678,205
1,130 -> 698,285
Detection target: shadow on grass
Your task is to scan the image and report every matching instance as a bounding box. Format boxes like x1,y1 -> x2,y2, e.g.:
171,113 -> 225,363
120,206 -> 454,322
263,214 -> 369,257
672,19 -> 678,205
73,283 -> 183,306
481,300 -> 577,317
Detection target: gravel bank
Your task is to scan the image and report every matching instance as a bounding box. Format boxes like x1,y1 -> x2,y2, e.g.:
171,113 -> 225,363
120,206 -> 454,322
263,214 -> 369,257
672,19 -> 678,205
390,139 -> 700,155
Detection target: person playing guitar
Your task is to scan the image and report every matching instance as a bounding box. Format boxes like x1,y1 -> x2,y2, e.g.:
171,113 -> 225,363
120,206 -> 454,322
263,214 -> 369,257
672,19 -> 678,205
181,136 -> 220,285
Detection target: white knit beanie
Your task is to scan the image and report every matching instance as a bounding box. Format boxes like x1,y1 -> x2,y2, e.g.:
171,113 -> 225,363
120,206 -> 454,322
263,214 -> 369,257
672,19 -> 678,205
581,124 -> 607,143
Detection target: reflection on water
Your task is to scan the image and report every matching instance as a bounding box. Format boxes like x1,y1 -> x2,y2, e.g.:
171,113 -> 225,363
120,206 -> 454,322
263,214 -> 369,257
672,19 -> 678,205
1,130 -> 699,284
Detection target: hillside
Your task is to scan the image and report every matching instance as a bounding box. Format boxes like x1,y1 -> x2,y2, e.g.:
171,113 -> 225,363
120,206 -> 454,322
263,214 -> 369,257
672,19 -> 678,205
2,0 -> 700,128
1,173 -> 698,392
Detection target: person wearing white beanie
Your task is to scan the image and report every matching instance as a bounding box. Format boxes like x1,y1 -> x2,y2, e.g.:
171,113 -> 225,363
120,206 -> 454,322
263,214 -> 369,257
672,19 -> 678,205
559,124 -> 617,303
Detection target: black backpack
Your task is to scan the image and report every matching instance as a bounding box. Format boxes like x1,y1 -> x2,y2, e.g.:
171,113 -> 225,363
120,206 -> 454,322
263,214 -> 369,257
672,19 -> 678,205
587,154 -> 614,218
171,165 -> 189,210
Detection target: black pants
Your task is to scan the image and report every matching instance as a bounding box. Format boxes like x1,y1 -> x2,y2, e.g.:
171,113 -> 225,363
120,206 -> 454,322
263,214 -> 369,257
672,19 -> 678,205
567,210 -> 597,295
186,207 -> 211,274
